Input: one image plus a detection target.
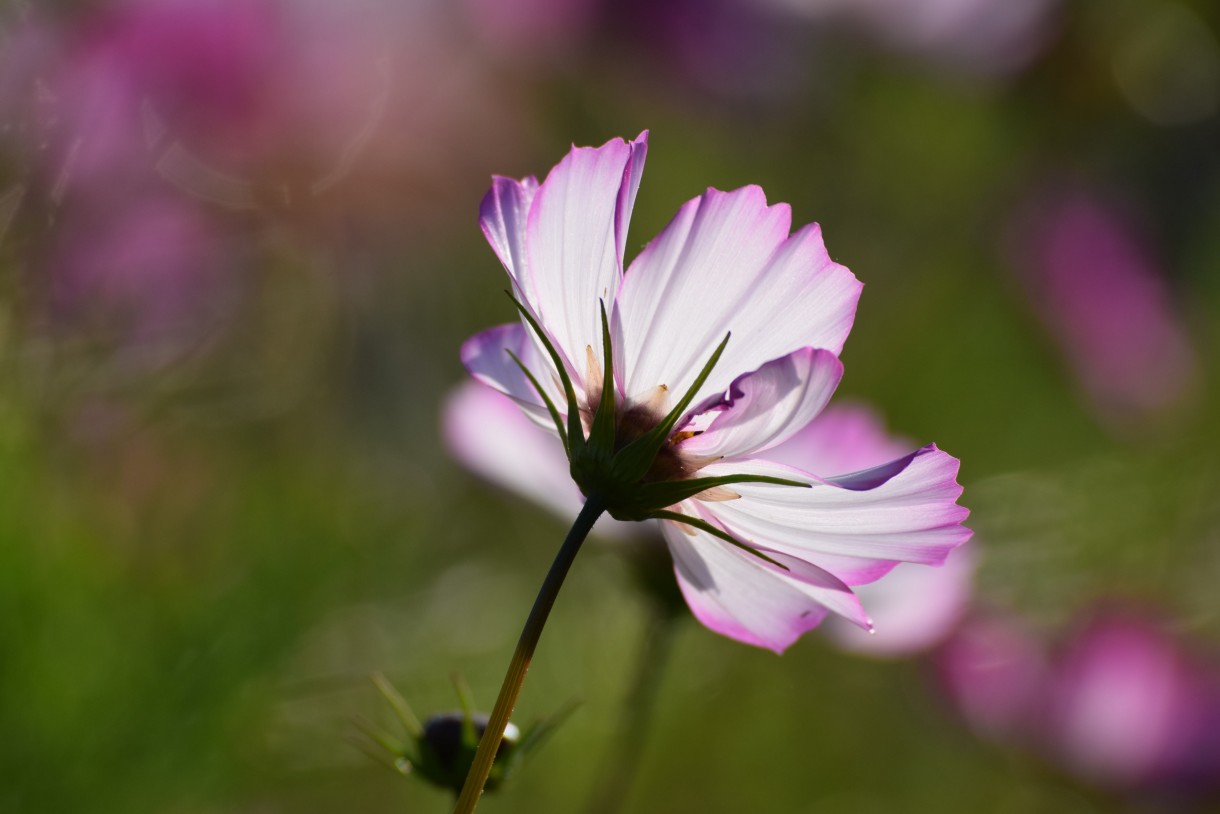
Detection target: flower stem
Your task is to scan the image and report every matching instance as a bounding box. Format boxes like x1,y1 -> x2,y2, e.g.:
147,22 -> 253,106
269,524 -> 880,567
452,495 -> 607,814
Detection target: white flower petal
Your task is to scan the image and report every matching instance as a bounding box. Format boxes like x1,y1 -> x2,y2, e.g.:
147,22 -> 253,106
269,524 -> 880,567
525,132 -> 648,370
479,175 -> 539,297
680,348 -> 843,460
460,322 -> 560,427
697,448 -> 971,582
661,516 -> 869,654
616,186 -> 861,407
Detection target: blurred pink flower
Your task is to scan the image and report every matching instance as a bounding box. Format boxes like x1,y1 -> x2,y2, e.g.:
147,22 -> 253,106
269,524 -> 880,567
760,0 -> 1059,76
937,605 -> 1220,798
446,382 -> 975,656
1007,186 -> 1198,427
45,194 -> 234,346
461,0 -> 810,101
459,132 -> 971,653
39,0 -> 396,206
1047,611 -> 1220,794
4,0 -> 523,220
935,611 -> 1050,741
461,0 -> 600,63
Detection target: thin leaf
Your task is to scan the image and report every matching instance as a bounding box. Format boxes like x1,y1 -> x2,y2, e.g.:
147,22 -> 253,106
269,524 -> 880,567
354,716 -> 408,757
347,732 -> 413,776
506,292 -> 585,452
452,672 -> 479,749
507,349 -> 569,455
502,699 -> 581,779
635,473 -> 810,509
585,301 -> 618,456
371,671 -> 423,738
652,510 -> 790,571
612,332 -> 730,481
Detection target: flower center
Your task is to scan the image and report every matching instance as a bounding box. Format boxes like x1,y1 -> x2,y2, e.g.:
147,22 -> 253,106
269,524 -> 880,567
582,385 -> 702,487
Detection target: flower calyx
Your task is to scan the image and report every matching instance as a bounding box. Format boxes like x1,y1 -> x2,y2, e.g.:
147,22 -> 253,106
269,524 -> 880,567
507,295 -> 809,566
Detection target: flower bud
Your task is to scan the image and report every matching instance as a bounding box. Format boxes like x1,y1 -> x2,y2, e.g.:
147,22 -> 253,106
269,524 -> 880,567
415,712 -> 520,794
360,672 -> 575,796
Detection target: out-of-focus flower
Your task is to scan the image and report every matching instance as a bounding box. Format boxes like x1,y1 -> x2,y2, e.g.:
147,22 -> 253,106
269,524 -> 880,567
44,194 -> 235,347
937,605 -> 1220,800
461,0 -> 600,65
461,0 -> 811,102
2,0 -> 524,223
612,0 -> 811,100
1046,611 -> 1220,794
460,132 -> 971,653
0,0 -> 529,377
446,382 -> 974,656
1006,185 -> 1198,428
760,0 -> 1060,77
935,612 -> 1050,742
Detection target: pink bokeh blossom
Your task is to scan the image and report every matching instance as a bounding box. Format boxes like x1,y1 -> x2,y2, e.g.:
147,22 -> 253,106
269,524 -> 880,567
1007,186 -> 1197,427
937,605 -> 1220,798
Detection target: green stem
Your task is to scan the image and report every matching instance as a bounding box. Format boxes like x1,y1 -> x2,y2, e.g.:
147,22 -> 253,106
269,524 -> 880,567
453,495 -> 607,814
582,610 -> 679,814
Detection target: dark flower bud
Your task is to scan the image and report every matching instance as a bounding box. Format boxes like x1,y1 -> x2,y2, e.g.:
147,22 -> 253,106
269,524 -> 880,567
416,712 -> 520,794
358,672 -> 575,797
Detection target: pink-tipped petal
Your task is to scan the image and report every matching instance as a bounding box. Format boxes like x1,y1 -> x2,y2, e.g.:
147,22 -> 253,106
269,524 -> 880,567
695,448 -> 971,583
479,175 -> 539,296
525,133 -> 648,369
614,132 -> 649,271
442,382 -> 635,539
617,191 -> 860,407
680,348 -> 844,460
460,322 -> 560,427
661,516 -> 869,654
825,544 -> 977,658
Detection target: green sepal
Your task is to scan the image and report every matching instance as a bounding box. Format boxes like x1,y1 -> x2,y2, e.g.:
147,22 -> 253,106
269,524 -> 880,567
506,292 -> 585,454
628,473 -> 811,516
499,698 -> 580,782
610,332 -> 731,483
372,670 -> 422,738
584,301 -> 618,459
507,349 -> 569,456
354,717 -> 412,763
453,672 -> 478,749
652,510 -> 791,571
348,726 -> 415,776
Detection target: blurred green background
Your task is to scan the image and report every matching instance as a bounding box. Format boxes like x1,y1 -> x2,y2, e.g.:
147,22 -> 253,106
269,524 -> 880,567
2,0 -> 1219,811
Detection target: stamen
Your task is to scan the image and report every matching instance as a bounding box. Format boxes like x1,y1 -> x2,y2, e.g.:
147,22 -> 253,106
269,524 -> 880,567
584,345 -> 603,393
640,384 -> 670,416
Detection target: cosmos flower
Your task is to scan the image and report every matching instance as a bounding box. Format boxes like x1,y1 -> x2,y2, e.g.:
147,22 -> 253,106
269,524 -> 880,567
937,606 -> 1220,800
1006,185 -> 1197,429
445,382 -> 975,656
1045,610 -> 1220,795
759,0 -> 1059,77
461,132 -> 970,653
